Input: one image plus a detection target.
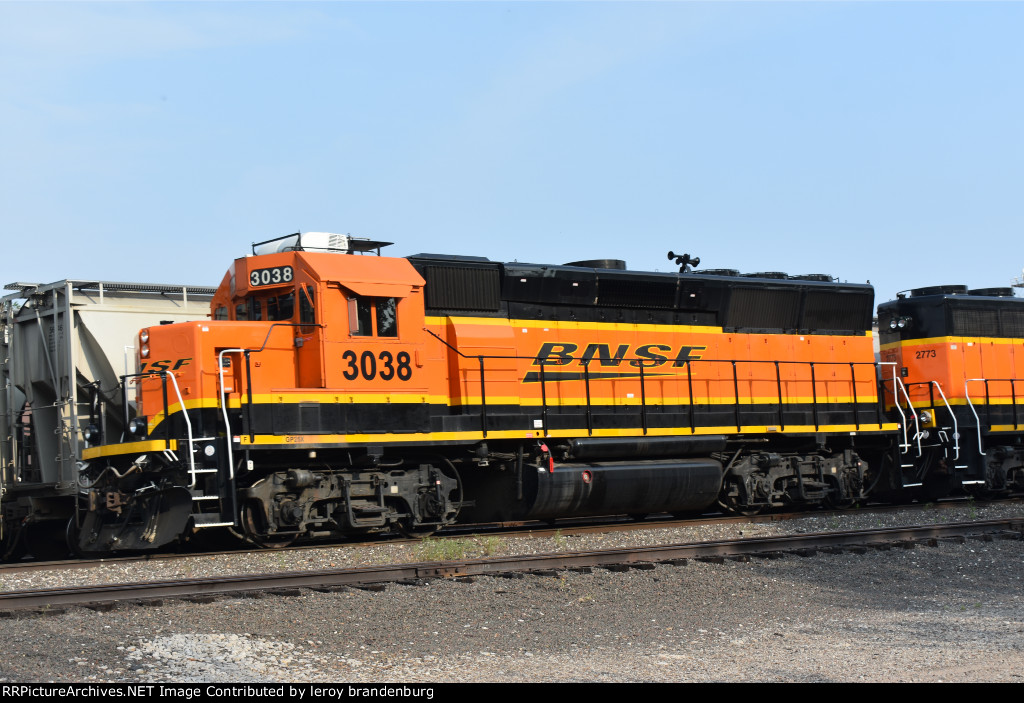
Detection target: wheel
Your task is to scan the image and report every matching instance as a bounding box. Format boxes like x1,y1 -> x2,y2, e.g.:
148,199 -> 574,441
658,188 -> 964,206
923,472 -> 954,502
24,520 -> 71,561
717,477 -> 764,516
718,502 -> 764,517
65,516 -> 84,557
241,503 -> 297,549
396,519 -> 438,539
824,497 -> 856,509
1,521 -> 27,562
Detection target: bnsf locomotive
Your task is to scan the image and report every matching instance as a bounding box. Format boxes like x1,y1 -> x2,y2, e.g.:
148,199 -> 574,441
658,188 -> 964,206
44,233 -> 1024,553
878,285 -> 1024,499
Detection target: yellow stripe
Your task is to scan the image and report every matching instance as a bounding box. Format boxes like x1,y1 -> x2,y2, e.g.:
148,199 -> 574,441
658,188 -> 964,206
147,393 -> 453,429
451,394 -> 879,407
153,392 -> 882,416
880,335 -> 1024,352
88,423 -> 898,458
82,439 -> 178,460
250,392 -> 448,405
426,315 -> 723,334
147,398 -> 225,432
886,397 -> 1024,409
238,423 -> 898,446
426,315 -> 874,338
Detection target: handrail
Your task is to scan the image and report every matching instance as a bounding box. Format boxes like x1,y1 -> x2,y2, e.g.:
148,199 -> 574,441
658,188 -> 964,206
901,380 -> 960,461
929,380 -> 959,461
965,377 -> 1023,457
965,378 -> 986,457
119,370 -> 197,485
218,348 -> 246,481
217,322 -> 323,481
163,372 -> 197,487
878,362 -> 919,455
424,328 -> 887,439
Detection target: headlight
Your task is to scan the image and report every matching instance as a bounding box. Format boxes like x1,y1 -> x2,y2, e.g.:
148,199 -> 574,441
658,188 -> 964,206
140,329 -> 150,343
140,344 -> 150,358
128,417 -> 148,437
83,425 -> 101,443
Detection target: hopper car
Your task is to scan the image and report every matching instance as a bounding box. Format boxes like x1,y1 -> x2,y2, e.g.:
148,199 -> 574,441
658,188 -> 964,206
0,280 -> 216,558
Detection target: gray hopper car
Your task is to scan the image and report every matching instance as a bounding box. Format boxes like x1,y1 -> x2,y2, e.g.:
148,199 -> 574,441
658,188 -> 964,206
0,280 -> 215,559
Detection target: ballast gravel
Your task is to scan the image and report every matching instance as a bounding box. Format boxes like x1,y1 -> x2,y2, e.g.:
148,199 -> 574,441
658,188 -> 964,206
0,503 -> 1022,683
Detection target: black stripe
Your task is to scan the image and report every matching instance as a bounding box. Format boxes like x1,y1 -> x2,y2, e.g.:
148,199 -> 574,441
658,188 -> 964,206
150,400 -> 888,441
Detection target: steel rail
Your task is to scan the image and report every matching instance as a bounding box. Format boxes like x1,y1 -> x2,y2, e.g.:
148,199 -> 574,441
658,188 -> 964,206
1,519 -> 1020,612
1,496 -> 1020,576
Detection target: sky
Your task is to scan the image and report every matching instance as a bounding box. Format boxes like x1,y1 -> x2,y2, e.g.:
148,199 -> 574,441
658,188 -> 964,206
2,1 -> 1022,304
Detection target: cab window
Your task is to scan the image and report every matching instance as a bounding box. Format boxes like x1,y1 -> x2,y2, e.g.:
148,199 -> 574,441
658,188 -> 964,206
376,297 -> 398,337
233,288 -> 305,323
267,292 -> 295,322
299,286 -> 315,325
299,286 -> 316,334
248,298 -> 262,321
349,295 -> 398,337
350,296 -> 373,336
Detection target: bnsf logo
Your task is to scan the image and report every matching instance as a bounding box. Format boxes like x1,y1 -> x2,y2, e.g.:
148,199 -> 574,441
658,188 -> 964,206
534,343 -> 705,368
139,358 -> 191,373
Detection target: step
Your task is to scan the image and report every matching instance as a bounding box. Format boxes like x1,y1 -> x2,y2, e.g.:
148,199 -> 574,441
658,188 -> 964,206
192,513 -> 234,528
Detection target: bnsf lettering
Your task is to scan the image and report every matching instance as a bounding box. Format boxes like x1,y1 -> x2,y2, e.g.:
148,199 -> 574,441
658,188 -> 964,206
631,344 -> 671,367
140,358 -> 191,373
534,343 -> 705,368
673,346 -> 705,366
534,343 -> 578,366
580,344 -> 630,366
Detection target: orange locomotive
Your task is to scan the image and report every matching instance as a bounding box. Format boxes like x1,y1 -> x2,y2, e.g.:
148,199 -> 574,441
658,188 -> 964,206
78,233 -> 899,552
878,285 -> 1024,499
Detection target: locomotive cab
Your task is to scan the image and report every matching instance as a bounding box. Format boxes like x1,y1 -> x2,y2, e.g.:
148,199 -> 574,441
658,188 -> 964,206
878,286 -> 1024,497
79,235 -> 460,552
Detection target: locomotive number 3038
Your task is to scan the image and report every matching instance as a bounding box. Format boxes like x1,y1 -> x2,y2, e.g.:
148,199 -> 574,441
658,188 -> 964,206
250,266 -> 294,287
342,349 -> 413,381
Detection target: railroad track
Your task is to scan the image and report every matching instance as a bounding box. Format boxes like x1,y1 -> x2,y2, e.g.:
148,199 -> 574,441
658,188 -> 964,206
2,495 -> 1016,576
2,518 -> 1020,614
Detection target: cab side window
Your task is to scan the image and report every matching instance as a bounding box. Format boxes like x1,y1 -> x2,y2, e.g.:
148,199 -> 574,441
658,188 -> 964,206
376,297 -> 398,337
299,286 -> 315,325
350,297 -> 373,336
349,295 -> 398,337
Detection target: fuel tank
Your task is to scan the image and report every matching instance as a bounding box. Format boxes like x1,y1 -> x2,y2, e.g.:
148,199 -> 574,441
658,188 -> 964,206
463,457 -> 724,522
521,459 -> 724,520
